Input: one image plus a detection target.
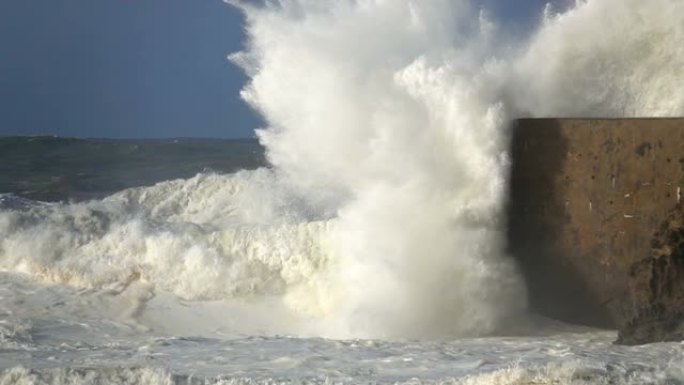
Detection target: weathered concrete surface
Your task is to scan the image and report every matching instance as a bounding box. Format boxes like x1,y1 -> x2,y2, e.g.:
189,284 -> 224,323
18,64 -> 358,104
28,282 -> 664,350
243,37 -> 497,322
616,204 -> 684,344
507,118 -> 684,344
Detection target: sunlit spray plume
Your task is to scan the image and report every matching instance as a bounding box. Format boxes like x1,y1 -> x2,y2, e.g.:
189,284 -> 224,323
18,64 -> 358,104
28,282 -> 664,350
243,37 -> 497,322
229,0 -> 527,339
514,0 -> 684,117
228,0 -> 684,338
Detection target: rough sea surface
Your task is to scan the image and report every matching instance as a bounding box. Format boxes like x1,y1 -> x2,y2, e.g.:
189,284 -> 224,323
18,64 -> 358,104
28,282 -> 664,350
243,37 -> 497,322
0,138 -> 683,385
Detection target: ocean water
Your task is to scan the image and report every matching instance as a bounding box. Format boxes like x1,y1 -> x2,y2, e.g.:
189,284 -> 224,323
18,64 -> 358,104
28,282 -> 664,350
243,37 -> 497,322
3,0 -> 684,383
1,169 -> 683,384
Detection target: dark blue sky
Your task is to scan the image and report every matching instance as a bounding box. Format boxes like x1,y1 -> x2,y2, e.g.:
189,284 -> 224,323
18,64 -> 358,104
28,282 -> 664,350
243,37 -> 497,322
0,0 -> 555,139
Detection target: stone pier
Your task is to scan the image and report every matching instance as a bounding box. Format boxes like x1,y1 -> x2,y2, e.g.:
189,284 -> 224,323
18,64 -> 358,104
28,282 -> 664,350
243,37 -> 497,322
507,118 -> 684,344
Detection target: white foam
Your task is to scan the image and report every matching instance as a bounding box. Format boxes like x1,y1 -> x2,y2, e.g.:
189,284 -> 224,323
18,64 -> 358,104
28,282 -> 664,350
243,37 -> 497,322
2,349 -> 684,385
513,0 -> 684,118
0,171 -> 334,302
2,0 -> 684,341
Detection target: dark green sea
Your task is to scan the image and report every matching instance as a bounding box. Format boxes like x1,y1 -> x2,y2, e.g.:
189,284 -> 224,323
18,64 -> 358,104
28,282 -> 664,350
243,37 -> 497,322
0,136 -> 266,202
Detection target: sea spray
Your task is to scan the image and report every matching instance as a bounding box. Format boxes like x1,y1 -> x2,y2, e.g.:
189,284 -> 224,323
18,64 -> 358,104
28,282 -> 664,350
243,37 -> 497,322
233,0 -> 526,338
231,0 -> 684,338
514,0 -> 684,117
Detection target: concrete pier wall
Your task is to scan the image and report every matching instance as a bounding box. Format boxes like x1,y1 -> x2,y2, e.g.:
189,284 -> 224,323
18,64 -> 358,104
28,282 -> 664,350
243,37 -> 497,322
507,118 -> 684,341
